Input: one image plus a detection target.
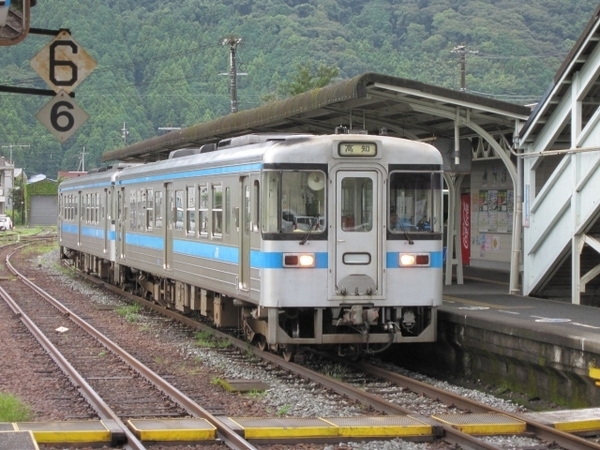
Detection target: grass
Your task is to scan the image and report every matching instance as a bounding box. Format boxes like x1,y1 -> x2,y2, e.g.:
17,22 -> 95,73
115,303 -> 141,322
195,330 -> 216,348
320,362 -> 350,380
276,404 -> 291,416
195,329 -> 232,349
0,393 -> 32,422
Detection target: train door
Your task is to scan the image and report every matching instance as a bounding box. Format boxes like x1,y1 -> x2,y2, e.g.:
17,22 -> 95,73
333,170 -> 381,296
103,188 -> 109,253
77,191 -> 82,246
117,187 -> 125,258
165,183 -> 173,270
238,176 -> 251,293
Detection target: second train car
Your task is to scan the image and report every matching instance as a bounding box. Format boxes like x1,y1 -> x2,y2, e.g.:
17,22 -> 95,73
58,132 -> 444,359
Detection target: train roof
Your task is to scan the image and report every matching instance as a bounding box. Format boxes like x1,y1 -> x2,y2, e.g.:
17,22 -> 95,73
102,72 -> 529,164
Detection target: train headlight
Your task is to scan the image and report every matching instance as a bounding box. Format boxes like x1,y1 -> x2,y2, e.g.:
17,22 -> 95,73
283,253 -> 315,268
399,253 -> 430,267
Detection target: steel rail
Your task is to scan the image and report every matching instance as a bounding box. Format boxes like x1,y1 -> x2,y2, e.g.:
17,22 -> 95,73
0,280 -> 145,449
352,361 -> 600,450
8,248 -> 257,450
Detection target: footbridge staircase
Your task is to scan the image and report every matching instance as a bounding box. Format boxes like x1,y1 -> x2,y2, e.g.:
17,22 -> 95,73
524,148 -> 600,306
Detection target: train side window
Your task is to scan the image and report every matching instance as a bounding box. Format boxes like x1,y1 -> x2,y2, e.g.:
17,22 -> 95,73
129,191 -> 136,229
253,180 -> 259,232
94,193 -> 99,224
174,190 -> 184,231
146,188 -> 153,231
138,189 -> 145,231
244,185 -> 251,234
154,191 -> 163,229
212,184 -> 222,238
198,185 -> 208,238
186,186 -> 195,235
225,187 -> 230,234
100,192 -> 105,222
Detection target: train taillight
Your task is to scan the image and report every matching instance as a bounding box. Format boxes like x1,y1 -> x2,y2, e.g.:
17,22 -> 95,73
399,253 -> 430,267
283,253 -> 316,268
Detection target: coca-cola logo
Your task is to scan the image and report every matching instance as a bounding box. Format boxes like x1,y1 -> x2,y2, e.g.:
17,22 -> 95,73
461,200 -> 470,250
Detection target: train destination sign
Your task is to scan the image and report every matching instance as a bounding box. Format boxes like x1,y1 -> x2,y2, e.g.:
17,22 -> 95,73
338,142 -> 377,157
30,30 -> 97,94
35,90 -> 89,143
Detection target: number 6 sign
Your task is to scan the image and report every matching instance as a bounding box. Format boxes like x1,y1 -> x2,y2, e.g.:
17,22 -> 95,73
35,90 -> 89,143
30,30 -> 97,94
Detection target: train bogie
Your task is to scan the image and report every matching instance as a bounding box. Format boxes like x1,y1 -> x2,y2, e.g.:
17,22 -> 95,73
59,133 -> 443,357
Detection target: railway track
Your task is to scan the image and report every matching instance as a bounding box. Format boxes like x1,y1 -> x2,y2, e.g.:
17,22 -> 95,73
5,238 -> 600,449
0,241 -> 258,450
69,258 -> 600,450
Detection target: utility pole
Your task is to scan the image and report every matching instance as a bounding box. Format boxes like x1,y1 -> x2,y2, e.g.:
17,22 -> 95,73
77,147 -> 88,172
222,37 -> 242,113
121,122 -> 129,145
1,144 -> 30,165
451,43 -> 478,92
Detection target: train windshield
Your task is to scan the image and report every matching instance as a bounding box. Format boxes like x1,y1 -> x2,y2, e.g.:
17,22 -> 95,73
262,170 -> 326,234
389,171 -> 442,233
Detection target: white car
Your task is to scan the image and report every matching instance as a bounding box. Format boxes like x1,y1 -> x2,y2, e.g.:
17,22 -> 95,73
0,215 -> 13,231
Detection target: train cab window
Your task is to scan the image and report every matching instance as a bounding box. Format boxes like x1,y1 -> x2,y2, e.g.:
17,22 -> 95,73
389,172 -> 443,233
198,185 -> 208,237
341,177 -> 373,232
154,190 -> 163,229
262,170 -> 326,235
212,184 -> 222,238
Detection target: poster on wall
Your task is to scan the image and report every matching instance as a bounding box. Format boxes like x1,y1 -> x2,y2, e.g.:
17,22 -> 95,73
476,189 -> 514,234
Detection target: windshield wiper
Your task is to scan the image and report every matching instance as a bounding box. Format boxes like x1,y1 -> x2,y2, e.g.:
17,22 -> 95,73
300,214 -> 319,245
403,229 -> 414,245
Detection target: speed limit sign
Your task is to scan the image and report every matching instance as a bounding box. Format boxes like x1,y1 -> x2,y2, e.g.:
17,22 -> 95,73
35,90 -> 89,143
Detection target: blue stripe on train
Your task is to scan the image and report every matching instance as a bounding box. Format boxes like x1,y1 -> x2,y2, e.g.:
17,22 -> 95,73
118,163 -> 263,186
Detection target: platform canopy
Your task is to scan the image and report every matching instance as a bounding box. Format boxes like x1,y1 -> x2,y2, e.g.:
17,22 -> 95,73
102,72 -> 530,163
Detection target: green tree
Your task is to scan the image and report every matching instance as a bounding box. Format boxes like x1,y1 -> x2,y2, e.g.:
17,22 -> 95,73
280,62 -> 340,96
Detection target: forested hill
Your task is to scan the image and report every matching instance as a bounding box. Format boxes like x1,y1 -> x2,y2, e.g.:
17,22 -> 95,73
0,0 -> 597,177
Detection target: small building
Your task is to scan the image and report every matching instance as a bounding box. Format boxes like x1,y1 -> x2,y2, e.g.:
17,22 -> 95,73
0,157 -> 14,215
27,174 -> 58,226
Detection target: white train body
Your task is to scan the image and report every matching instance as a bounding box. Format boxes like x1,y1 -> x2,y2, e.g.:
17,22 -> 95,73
59,133 -> 444,356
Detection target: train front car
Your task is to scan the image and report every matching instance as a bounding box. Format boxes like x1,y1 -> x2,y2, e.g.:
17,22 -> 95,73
246,134 -> 444,359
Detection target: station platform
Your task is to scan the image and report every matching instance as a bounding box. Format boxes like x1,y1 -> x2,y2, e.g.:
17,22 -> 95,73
433,266 -> 600,407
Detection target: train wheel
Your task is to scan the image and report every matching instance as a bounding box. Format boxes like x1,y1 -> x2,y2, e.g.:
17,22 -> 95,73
282,345 -> 297,362
257,336 -> 267,351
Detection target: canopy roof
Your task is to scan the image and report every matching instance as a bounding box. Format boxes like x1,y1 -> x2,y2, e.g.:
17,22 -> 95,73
102,72 -> 530,163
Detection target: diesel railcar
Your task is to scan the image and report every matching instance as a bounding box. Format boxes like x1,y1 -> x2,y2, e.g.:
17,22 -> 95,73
59,133 -> 444,359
